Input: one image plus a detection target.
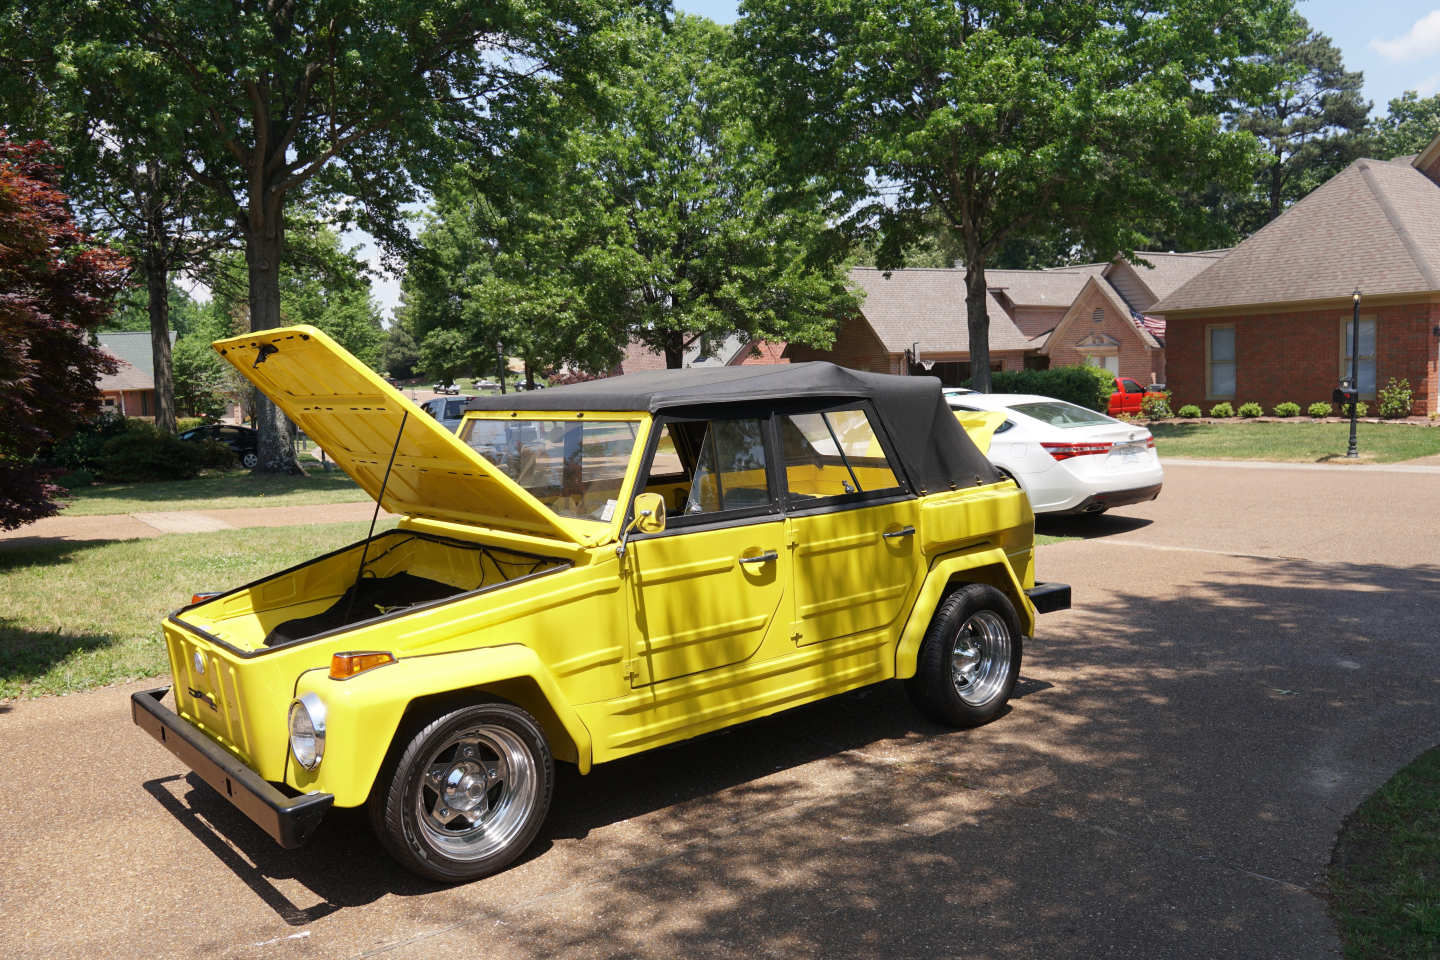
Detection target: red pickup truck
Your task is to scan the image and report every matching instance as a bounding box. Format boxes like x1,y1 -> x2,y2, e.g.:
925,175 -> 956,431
1107,377 -> 1167,417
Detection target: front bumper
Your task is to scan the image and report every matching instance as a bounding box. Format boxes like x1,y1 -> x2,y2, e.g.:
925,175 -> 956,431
131,687 -> 333,848
1025,582 -> 1071,614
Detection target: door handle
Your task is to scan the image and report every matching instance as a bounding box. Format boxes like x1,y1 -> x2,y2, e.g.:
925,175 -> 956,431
738,550 -> 778,565
881,526 -> 916,540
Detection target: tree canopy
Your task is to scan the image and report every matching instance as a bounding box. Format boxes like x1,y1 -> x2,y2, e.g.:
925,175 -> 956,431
408,15 -> 856,378
1371,91 -> 1440,160
36,0 -> 652,471
739,0 -> 1292,390
0,138 -> 128,529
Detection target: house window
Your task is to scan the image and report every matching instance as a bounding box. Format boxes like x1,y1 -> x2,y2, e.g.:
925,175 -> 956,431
1206,324 -> 1235,399
1340,315 -> 1376,399
1082,353 -> 1120,374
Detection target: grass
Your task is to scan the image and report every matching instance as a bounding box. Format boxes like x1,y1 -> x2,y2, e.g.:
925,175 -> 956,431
0,520 -> 392,699
58,462 -> 367,516
1151,422 -> 1440,463
1330,745 -> 1440,958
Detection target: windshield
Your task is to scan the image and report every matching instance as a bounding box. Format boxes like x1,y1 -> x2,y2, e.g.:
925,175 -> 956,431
1007,401 -> 1116,428
460,418 -> 638,523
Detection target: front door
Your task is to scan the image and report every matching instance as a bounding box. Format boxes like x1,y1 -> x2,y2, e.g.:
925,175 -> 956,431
625,416 -> 785,686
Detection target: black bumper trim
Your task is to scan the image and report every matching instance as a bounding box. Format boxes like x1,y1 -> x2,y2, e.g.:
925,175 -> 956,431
1026,582 -> 1071,614
1064,483 -> 1163,514
131,687 -> 333,848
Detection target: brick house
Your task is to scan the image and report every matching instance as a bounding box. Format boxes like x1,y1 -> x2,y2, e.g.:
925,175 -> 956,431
785,256 -> 1224,387
96,331 -> 173,419
1153,135 -> 1440,416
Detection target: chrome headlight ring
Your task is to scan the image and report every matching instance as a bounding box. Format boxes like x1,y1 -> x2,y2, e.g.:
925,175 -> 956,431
288,692 -> 327,771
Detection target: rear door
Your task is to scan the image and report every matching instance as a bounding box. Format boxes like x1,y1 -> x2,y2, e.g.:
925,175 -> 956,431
778,404 -> 920,647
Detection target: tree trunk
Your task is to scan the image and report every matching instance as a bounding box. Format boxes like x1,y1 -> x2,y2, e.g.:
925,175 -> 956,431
963,259 -> 992,393
1268,153 -> 1284,223
143,250 -> 177,434
663,331 -> 684,369
524,359 -> 535,391
245,210 -> 303,475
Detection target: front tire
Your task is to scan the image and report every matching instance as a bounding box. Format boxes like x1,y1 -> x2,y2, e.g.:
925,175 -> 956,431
240,451 -> 259,469
905,584 -> 1023,727
369,700 -> 554,883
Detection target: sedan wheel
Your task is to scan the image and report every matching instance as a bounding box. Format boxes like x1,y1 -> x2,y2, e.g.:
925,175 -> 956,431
241,451 -> 259,469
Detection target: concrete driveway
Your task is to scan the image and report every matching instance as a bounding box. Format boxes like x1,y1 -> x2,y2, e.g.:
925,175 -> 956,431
2,459 -> 1436,959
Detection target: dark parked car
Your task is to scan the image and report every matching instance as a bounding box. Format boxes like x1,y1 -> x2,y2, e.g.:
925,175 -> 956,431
179,424 -> 259,469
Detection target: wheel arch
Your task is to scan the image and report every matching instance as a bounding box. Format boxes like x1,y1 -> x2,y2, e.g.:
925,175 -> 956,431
894,548 -> 1035,680
293,644 -> 594,808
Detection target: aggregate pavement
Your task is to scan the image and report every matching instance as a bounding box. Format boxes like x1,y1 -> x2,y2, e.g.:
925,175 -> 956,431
1,460 -> 1436,958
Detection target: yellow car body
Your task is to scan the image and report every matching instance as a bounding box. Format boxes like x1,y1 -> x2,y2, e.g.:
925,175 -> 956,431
133,326 -> 1068,881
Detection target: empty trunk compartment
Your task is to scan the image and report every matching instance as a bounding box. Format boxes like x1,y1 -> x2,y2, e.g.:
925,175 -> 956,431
174,530 -> 569,654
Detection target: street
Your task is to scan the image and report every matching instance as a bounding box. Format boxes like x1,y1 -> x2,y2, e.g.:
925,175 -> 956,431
2,459 -> 1437,959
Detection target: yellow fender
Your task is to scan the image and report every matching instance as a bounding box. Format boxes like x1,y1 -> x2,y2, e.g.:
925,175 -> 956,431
894,546 -> 1037,680
292,644 -> 593,806
953,409 -> 1008,454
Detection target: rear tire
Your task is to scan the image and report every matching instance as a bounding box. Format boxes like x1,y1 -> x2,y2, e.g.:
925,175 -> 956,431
905,584 -> 1023,727
369,700 -> 553,883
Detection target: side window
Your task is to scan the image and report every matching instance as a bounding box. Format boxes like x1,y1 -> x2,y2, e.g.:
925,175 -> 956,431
1123,379 -> 1144,394
779,407 -> 900,502
683,418 -> 772,515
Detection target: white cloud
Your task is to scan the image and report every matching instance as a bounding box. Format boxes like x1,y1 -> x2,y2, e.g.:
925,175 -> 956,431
1418,73 -> 1440,97
1371,10 -> 1440,61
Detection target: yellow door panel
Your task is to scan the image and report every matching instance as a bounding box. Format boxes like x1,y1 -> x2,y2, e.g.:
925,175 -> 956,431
626,520 -> 786,685
788,499 -> 920,646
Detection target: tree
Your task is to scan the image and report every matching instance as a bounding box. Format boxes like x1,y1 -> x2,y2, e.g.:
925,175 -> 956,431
0,138 -> 128,529
739,0 -> 1291,391
0,12 -> 236,435
1226,13 -> 1370,232
1371,91 -> 1440,159
379,321 -> 420,381
425,15 -> 856,374
45,0 -> 650,472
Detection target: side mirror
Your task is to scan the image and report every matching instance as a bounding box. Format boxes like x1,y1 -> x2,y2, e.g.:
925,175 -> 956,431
616,492 -> 667,557
633,492 -> 667,534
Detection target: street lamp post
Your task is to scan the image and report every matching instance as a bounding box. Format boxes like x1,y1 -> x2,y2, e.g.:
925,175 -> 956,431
1347,289 -> 1360,459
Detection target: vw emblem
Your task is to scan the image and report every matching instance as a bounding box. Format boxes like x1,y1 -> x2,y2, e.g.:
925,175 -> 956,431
192,651 -> 206,675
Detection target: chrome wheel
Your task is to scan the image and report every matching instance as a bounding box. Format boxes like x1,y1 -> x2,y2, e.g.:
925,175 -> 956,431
414,723 -> 539,864
949,609 -> 1013,707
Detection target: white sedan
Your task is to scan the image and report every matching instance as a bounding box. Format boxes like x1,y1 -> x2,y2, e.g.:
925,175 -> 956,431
945,390 -> 1163,515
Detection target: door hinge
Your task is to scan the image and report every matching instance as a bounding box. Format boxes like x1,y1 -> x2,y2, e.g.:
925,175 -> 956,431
622,659 -> 642,683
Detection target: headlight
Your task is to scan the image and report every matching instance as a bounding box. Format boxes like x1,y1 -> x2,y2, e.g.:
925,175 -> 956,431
288,693 -> 327,770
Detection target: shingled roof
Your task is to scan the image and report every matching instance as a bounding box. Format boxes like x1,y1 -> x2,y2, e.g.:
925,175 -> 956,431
848,267 -> 1033,353
984,268 -> 1094,307
1153,156 -> 1440,313
1123,251 -> 1230,301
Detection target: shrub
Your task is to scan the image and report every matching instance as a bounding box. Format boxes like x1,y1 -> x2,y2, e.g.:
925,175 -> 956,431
192,439 -> 238,470
1238,401 -> 1263,418
46,412 -> 131,472
1273,401 -> 1301,418
1177,404 -> 1202,418
1208,402 -> 1235,418
982,365 -> 1114,411
95,421 -> 204,482
176,416 -> 209,433
1353,401 -> 1368,418
1307,401 -> 1332,418
1377,377 -> 1413,419
1140,392 -> 1173,419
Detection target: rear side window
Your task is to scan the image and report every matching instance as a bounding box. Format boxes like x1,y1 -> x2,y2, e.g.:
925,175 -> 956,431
1008,401 -> 1114,428
779,407 -> 900,501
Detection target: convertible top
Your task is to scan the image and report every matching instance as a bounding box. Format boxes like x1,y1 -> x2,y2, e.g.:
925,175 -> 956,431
467,362 -> 1000,494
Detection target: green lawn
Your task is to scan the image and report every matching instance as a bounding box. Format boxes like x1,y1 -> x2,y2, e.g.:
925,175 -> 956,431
0,520 -> 391,698
1330,745 -> 1440,958
1151,422 -> 1440,463
58,463 -> 367,516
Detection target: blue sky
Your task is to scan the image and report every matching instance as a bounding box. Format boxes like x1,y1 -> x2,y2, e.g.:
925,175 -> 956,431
361,2 -> 1440,319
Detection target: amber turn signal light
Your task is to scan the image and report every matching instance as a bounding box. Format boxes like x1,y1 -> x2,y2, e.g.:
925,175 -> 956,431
191,591 -> 222,605
330,651 -> 396,680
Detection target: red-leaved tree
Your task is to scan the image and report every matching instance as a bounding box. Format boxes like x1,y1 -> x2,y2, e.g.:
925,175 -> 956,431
0,137 -> 128,530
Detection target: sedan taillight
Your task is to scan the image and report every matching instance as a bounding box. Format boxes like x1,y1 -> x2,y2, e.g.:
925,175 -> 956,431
1041,441 -> 1113,461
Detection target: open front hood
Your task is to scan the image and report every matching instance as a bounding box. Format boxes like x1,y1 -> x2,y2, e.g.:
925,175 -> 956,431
213,326 -> 589,547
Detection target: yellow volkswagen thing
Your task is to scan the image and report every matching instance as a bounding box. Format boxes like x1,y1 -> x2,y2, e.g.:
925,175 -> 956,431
133,326 -> 1070,882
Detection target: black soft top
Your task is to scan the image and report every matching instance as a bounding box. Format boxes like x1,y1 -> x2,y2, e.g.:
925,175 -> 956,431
467,362 -> 999,494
